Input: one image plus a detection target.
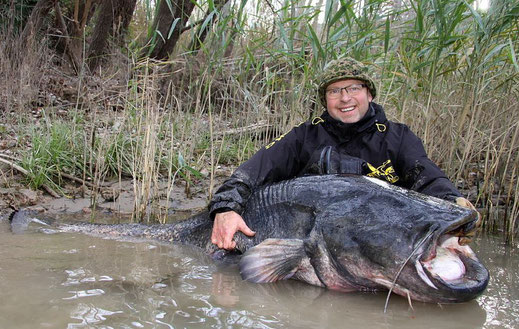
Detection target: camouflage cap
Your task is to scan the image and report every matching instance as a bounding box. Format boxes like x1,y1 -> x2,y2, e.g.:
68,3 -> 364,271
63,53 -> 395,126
318,57 -> 377,107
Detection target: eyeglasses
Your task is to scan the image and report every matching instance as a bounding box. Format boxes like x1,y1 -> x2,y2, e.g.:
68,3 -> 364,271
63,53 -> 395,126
326,84 -> 366,99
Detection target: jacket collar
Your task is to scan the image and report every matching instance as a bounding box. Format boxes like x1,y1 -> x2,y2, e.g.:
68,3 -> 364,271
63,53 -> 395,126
321,102 -> 387,140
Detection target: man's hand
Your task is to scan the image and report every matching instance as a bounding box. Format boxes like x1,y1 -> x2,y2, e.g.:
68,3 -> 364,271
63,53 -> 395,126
211,210 -> 255,250
456,197 -> 482,245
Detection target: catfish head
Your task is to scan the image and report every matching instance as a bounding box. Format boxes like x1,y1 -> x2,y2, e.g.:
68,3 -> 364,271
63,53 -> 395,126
239,176 -> 489,304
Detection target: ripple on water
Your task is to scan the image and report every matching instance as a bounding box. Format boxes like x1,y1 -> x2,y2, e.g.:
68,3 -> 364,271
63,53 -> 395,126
63,289 -> 106,300
474,236 -> 519,329
67,303 -> 123,328
0,226 -> 518,329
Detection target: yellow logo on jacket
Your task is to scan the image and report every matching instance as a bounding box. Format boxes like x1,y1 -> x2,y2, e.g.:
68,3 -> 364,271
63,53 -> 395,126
366,160 -> 399,184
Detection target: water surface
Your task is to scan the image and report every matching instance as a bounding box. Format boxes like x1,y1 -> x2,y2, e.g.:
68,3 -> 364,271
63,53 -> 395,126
0,220 -> 517,328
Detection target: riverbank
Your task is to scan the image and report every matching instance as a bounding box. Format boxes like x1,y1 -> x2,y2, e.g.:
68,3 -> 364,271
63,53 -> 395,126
0,161 -> 233,224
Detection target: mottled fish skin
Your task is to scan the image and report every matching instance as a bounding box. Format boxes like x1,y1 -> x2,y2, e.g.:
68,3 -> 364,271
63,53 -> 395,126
10,175 -> 489,303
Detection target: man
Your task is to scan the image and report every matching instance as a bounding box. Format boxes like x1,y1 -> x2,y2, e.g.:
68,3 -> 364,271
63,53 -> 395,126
209,57 -> 478,250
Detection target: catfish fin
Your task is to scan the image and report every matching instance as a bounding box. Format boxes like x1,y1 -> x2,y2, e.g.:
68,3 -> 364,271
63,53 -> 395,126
239,238 -> 306,283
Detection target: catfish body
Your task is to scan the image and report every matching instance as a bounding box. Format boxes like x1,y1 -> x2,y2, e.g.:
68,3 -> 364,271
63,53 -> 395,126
11,175 -> 489,303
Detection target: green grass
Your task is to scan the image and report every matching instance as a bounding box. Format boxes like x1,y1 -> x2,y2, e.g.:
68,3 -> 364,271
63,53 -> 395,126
20,120 -> 87,191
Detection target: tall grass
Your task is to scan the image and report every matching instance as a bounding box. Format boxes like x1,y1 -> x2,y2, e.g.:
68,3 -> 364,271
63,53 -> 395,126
3,0 -> 519,242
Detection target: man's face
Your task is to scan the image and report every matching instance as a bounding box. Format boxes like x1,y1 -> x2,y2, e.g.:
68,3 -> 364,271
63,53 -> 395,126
325,79 -> 373,124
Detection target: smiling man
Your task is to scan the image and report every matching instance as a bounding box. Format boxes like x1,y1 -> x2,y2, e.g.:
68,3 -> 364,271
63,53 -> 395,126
209,57 -> 478,250
322,80 -> 372,123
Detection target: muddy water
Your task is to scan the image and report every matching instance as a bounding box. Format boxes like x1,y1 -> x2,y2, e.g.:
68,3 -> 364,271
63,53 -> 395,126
0,221 -> 517,329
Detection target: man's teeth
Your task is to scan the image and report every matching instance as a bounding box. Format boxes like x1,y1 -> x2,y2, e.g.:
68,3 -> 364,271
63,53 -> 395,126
341,107 -> 354,112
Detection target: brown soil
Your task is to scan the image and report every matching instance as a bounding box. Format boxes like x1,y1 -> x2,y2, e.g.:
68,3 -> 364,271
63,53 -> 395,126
0,162 -> 233,223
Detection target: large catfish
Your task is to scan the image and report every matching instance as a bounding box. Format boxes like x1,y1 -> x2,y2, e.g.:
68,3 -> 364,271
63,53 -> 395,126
10,175 -> 489,303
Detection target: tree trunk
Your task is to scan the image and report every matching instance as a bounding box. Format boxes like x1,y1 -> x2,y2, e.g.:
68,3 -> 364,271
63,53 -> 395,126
19,0 -> 59,47
87,0 -> 137,72
142,0 -> 197,60
54,2 -> 80,72
116,0 -> 138,44
52,0 -> 100,72
87,0 -> 117,72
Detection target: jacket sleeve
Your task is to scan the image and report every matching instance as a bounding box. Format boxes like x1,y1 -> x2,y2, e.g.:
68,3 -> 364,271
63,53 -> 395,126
396,125 -> 462,201
209,125 -> 306,218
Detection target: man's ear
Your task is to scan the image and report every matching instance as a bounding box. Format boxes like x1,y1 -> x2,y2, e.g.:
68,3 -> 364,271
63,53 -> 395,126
368,91 -> 373,102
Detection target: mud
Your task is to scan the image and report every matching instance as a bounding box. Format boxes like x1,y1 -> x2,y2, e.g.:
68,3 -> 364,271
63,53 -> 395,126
0,165 -> 233,223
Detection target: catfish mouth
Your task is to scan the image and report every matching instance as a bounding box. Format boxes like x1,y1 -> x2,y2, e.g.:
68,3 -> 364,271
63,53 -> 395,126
413,221 -> 489,302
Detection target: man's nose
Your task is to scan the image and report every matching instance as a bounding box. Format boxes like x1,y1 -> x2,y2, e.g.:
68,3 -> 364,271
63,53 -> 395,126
340,90 -> 352,101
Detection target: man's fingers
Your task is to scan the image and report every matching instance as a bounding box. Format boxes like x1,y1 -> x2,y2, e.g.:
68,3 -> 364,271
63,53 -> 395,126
211,211 -> 251,250
211,225 -> 226,249
238,222 -> 255,237
221,231 -> 236,249
223,239 -> 236,250
455,197 -> 482,245
459,236 -> 472,246
212,236 -> 223,249
222,231 -> 234,249
211,227 -> 222,245
456,197 -> 476,210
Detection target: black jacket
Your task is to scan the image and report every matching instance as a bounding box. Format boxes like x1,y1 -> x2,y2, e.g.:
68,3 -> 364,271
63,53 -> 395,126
209,103 -> 461,217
